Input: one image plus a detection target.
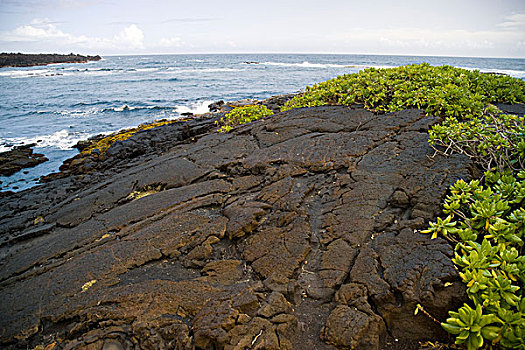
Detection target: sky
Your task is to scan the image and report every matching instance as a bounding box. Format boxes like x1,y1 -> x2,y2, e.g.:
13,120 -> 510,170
0,0 -> 524,58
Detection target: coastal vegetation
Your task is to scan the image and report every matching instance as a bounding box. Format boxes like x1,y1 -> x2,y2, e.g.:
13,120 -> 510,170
280,63 -> 524,117
226,63 -> 525,349
216,104 -> 274,132
423,171 -> 525,349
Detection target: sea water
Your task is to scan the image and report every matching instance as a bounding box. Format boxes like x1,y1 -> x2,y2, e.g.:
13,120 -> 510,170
1,54 -> 524,192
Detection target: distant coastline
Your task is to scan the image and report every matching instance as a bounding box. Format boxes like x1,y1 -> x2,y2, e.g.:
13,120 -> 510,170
0,53 -> 102,68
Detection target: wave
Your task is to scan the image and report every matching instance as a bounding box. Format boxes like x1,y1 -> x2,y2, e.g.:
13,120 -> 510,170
174,100 -> 214,115
102,105 -> 173,113
259,61 -> 398,70
0,67 -> 112,78
70,101 -> 111,107
260,61 -> 352,69
32,109 -> 99,117
82,69 -> 113,76
61,67 -> 115,71
0,66 -> 244,79
0,67 -> 124,78
0,69 -> 73,78
138,60 -> 166,65
135,68 -> 159,72
100,101 -> 212,115
32,102 -> 212,117
165,67 -> 242,73
458,67 -> 525,79
0,129 -> 92,152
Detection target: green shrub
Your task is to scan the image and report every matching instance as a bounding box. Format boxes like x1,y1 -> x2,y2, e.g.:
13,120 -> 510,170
281,64 -> 525,120
423,171 -> 525,349
429,112 -> 525,173
217,105 -> 274,132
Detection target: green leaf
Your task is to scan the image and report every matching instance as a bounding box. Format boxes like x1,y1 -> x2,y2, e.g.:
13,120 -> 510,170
481,325 -> 501,340
442,322 -> 463,335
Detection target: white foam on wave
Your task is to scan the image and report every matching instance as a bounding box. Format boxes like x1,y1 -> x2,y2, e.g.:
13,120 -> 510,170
165,67 -> 242,73
83,69 -> 113,76
0,67 -> 121,79
58,109 -> 99,117
1,129 -> 92,151
99,102 -> 215,115
260,61 -> 352,69
113,105 -> 133,112
175,100 -> 214,115
457,67 -> 525,79
0,69 -> 58,78
135,68 -> 159,72
490,69 -> 525,79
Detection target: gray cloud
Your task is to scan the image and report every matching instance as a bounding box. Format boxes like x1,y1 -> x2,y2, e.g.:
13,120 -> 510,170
497,13 -> 525,28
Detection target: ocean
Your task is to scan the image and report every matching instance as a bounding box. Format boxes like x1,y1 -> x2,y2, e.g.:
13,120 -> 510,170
1,53 -> 524,192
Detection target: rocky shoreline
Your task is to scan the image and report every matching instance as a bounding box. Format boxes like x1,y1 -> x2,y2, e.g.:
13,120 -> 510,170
0,98 -> 475,349
11,89 -> 523,348
2,94 -> 523,349
0,53 -> 102,68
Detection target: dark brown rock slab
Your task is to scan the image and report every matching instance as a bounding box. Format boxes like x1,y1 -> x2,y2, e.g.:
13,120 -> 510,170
0,106 -> 472,349
0,144 -> 48,176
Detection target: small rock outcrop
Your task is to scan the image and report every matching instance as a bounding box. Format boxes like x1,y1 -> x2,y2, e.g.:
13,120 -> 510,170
0,106 -> 472,349
0,144 -> 48,176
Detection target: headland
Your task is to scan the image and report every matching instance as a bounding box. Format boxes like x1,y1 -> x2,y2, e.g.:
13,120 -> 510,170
0,53 -> 102,68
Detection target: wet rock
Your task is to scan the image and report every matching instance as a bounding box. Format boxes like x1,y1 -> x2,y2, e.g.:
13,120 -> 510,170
0,144 -> 48,176
0,106 -> 472,349
208,100 -> 225,112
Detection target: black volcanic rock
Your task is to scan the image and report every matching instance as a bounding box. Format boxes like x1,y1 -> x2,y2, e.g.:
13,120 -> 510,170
0,106 -> 472,349
0,53 -> 101,68
0,144 -> 48,176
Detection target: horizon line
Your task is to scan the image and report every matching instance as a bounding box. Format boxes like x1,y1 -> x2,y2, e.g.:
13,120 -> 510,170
4,51 -> 524,60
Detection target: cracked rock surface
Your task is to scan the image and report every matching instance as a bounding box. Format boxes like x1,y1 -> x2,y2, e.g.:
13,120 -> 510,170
0,106 -> 471,349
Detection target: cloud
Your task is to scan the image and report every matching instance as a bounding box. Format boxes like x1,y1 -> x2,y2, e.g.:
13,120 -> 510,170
158,36 -> 185,48
498,13 -> 525,28
1,19 -> 80,43
329,26 -> 523,56
114,24 -> 144,49
374,29 -> 497,50
0,19 -> 144,50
